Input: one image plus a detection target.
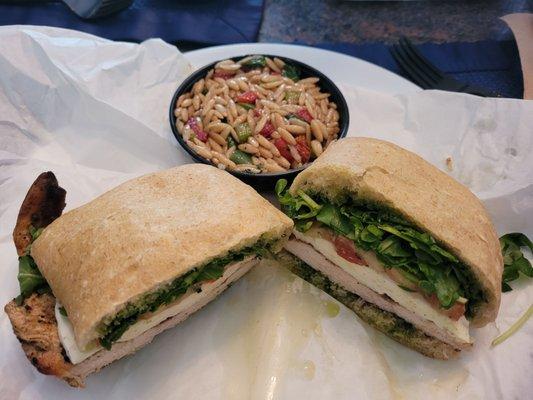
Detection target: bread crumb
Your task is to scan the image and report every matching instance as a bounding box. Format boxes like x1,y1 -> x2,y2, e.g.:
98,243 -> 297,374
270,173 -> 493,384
445,157 -> 453,172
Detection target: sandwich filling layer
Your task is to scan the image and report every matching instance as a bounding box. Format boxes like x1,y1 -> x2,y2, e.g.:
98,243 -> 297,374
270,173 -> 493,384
57,256 -> 257,364
88,242 -> 268,350
276,180 -> 487,345
276,250 -> 461,360
23,240 -> 271,357
287,231 -> 470,347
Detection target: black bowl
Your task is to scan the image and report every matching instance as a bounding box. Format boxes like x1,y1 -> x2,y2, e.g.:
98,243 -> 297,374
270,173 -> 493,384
169,54 -> 349,191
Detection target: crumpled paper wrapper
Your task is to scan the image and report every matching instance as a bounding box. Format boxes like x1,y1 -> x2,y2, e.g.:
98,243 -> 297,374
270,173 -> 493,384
0,26 -> 531,400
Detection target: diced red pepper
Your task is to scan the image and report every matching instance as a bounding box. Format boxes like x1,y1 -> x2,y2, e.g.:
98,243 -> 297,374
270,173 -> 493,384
236,91 -> 259,104
271,71 -> 281,76
259,121 -> 275,138
213,70 -> 235,79
295,136 -> 311,163
333,235 -> 367,265
273,138 -> 293,162
186,117 -> 208,142
296,107 -> 314,123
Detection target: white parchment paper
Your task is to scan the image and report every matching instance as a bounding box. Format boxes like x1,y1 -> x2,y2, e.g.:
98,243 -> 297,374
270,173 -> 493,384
0,26 -> 531,400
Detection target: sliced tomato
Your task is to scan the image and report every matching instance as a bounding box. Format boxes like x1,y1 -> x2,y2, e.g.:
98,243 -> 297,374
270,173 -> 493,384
274,138 -> 293,162
296,107 -> 314,123
213,70 -> 235,79
295,136 -> 311,163
426,294 -> 466,321
445,301 -> 466,321
236,91 -> 259,104
259,121 -> 275,138
186,117 -> 208,142
333,235 -> 367,265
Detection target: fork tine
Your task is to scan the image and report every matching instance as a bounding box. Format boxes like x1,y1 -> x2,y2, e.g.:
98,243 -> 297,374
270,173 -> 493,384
396,41 -> 440,87
399,37 -> 444,82
391,45 -> 433,89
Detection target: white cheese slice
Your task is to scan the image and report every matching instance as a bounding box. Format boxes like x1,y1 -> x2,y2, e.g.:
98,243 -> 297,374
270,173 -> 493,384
55,302 -> 100,364
293,230 -> 471,343
56,259 -> 252,364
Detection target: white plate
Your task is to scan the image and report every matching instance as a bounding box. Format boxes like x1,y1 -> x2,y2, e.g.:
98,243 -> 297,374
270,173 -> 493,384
186,43 -> 419,95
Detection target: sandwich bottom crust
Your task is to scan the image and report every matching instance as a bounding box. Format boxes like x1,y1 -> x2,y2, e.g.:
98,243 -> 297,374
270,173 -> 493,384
276,250 -> 461,360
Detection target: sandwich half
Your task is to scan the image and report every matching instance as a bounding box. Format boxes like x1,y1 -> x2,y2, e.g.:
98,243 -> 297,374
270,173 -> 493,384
276,137 -> 503,359
5,165 -> 293,387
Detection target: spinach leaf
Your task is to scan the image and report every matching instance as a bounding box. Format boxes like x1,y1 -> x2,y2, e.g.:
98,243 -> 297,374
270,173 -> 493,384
500,233 -> 533,292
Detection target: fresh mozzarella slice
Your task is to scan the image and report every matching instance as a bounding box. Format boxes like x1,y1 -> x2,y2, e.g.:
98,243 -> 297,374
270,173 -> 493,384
55,302 -> 99,364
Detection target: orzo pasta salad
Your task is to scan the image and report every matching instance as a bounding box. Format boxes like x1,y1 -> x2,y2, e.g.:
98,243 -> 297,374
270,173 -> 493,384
173,55 -> 341,174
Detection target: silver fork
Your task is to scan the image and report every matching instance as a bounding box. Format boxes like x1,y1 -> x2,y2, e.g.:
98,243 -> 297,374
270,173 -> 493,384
390,37 -> 499,97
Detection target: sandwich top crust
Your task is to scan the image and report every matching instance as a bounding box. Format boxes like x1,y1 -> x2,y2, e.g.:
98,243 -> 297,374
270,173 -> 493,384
290,137 -> 502,327
31,164 -> 293,349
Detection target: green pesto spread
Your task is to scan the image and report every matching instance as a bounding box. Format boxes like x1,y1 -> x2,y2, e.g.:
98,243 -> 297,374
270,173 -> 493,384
98,242 -> 268,349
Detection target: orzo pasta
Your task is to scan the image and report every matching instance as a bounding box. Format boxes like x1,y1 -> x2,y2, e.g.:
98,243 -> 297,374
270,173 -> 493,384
174,55 -> 341,173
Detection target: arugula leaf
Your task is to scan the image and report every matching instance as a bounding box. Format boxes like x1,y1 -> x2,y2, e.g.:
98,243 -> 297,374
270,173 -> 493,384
316,204 -> 354,239
500,233 -> 533,292
15,255 -> 50,305
275,184 -> 484,313
29,225 -> 44,242
295,220 -> 314,232
418,262 -> 460,308
14,224 -> 51,305
276,179 -> 322,221
378,237 -> 411,258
